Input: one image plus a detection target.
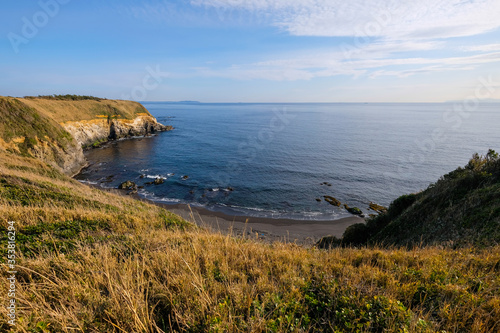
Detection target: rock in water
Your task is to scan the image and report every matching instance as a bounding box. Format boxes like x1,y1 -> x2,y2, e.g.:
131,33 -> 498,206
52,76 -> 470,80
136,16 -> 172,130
324,195 -> 341,206
153,177 -> 164,185
182,175 -> 189,180
369,202 -> 388,214
118,180 -> 137,191
344,204 -> 363,216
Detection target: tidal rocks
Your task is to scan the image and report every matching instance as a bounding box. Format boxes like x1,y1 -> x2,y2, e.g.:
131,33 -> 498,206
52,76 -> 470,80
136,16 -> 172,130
139,174 -> 145,179
369,202 -> 388,214
182,175 -> 189,180
153,177 -> 164,185
316,198 -> 322,202
324,195 -> 341,207
321,182 -> 332,186
344,204 -> 363,216
118,180 -> 137,191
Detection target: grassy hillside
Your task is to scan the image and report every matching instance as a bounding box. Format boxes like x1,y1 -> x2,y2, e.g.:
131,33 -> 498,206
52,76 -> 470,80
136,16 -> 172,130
0,149 -> 499,331
0,97 -> 75,156
330,150 -> 500,248
0,98 -> 498,331
21,96 -> 150,123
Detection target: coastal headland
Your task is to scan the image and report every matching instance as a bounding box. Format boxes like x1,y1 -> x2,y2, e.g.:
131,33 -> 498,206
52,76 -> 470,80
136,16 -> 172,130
0,95 -> 498,331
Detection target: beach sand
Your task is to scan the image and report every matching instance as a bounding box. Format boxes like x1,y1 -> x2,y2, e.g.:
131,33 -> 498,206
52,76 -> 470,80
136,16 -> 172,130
161,202 -> 363,245
90,185 -> 364,245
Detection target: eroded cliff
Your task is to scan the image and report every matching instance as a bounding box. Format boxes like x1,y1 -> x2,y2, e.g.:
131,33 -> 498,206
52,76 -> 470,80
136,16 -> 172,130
0,96 -> 171,175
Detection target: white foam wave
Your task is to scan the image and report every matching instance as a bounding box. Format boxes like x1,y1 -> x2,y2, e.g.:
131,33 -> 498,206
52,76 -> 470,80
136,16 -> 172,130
78,180 -> 99,185
138,189 -> 181,203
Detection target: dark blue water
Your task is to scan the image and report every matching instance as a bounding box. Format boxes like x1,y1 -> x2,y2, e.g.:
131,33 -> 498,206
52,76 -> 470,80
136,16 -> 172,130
76,102 -> 500,220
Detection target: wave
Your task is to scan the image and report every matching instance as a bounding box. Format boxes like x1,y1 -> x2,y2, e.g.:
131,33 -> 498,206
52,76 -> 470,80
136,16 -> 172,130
143,173 -> 174,179
78,179 -> 99,185
138,189 -> 181,203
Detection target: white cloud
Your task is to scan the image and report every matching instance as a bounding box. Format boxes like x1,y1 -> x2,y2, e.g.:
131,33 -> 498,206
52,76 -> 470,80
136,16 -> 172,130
462,44 -> 500,52
191,0 -> 500,40
192,50 -> 500,81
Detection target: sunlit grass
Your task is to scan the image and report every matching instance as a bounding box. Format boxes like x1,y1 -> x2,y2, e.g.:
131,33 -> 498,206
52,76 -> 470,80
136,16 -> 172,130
0,150 -> 499,332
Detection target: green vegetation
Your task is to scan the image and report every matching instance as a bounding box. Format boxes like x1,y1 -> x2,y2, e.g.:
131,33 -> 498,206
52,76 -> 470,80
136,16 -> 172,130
25,94 -> 105,101
327,150 -> 500,248
19,95 -> 153,122
0,97 -> 75,157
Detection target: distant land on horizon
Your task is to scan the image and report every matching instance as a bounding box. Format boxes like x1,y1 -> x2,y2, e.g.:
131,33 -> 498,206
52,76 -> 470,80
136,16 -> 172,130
144,99 -> 500,104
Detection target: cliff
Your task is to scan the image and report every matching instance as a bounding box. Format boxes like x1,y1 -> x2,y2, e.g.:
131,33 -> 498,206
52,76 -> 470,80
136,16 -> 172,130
0,96 -> 171,175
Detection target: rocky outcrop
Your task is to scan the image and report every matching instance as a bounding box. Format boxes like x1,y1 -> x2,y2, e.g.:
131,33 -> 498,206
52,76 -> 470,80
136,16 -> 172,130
324,195 -> 341,207
28,136 -> 86,176
0,96 -> 172,177
62,114 -> 172,148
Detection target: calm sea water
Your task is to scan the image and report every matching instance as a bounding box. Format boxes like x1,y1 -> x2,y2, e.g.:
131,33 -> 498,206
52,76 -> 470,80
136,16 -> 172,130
76,102 -> 500,220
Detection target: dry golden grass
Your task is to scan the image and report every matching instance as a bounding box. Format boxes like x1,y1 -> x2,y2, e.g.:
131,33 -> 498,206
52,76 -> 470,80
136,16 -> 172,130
19,98 -> 148,123
1,150 -> 499,332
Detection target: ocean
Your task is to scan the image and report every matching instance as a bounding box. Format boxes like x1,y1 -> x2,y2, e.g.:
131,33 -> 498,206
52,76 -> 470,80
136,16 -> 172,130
75,102 -> 500,220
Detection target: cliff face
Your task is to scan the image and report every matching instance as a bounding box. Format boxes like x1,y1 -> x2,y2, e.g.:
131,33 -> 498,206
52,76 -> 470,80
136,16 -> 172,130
61,113 -> 172,148
0,96 -> 171,176
0,97 -> 86,176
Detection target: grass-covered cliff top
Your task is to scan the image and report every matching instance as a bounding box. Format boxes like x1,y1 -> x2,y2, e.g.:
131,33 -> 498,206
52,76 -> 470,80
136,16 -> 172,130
0,97 -> 75,156
19,95 -> 151,123
0,147 -> 499,330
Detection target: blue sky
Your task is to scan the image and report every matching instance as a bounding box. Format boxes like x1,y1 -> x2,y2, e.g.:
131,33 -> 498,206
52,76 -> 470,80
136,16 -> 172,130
1,0 -> 500,102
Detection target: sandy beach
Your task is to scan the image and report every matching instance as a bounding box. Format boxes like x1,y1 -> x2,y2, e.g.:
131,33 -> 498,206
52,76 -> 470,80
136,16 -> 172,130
167,204 -> 362,244
90,184 -> 363,245
154,201 -> 363,245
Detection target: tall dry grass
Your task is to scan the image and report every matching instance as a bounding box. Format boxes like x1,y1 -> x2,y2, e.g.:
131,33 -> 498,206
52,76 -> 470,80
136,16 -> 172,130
1,150 -> 499,332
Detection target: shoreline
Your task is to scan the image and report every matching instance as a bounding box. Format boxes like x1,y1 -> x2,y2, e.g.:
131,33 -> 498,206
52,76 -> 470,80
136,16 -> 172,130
87,184 -> 363,245
165,202 -> 363,245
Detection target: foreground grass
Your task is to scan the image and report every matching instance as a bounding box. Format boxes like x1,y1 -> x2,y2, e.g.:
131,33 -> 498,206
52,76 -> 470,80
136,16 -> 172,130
1,150 -> 499,332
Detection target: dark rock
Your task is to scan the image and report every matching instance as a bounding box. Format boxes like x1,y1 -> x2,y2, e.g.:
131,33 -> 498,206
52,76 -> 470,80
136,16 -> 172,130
227,187 -> 234,191
316,198 -> 322,202
369,202 -> 388,214
344,204 -> 363,215
145,181 -> 153,185
127,189 -> 138,195
153,177 -> 164,185
118,180 -> 137,191
139,174 -> 145,179
182,175 -> 189,180
324,195 -> 341,207
138,186 -> 144,189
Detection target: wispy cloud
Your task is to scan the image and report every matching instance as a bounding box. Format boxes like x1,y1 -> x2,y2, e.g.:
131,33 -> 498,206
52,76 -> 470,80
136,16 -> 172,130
462,43 -> 500,52
123,1 -> 500,83
191,46 -> 500,81
192,0 -> 500,39
187,1 -> 500,81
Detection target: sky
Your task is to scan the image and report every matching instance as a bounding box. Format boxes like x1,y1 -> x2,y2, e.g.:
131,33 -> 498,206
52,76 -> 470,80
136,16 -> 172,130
1,0 -> 500,102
